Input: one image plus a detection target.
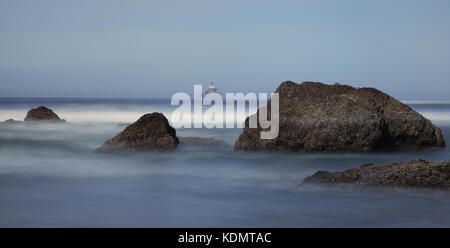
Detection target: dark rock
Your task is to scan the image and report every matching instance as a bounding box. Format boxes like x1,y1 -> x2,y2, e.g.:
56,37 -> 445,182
178,137 -> 228,146
24,106 -> 65,122
303,159 -> 450,188
235,81 -> 445,152
99,112 -> 178,152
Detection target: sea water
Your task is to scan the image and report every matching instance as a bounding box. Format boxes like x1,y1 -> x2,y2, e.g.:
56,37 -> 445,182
0,98 -> 449,227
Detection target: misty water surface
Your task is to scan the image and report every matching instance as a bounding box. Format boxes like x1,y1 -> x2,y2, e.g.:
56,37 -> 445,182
0,99 -> 450,227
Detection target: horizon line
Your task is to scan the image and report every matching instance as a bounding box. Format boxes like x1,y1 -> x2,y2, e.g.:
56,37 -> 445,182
1,96 -> 450,104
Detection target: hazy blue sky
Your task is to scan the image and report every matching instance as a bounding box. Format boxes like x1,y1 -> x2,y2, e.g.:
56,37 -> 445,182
1,0 -> 449,100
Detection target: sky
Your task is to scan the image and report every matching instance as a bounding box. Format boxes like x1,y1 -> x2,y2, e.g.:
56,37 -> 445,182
0,0 -> 450,100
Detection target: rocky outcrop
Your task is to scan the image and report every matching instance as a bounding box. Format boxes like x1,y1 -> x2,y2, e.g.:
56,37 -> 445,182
178,137 -> 228,146
235,81 -> 445,152
303,159 -> 450,188
99,112 -> 178,152
24,106 -> 65,122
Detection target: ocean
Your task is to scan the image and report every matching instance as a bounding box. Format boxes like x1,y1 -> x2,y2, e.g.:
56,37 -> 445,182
0,98 -> 449,227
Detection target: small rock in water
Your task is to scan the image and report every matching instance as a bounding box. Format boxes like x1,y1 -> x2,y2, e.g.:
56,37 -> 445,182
24,106 -> 65,122
2,119 -> 22,125
98,112 -> 179,152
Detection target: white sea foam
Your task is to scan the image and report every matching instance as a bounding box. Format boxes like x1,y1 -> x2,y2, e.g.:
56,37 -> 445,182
2,108 -> 447,127
0,106 -> 255,127
420,111 -> 450,124
401,100 -> 450,104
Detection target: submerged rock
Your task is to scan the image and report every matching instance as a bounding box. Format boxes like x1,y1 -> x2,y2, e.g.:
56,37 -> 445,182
2,119 -> 22,125
24,106 -> 65,122
178,137 -> 228,146
99,112 -> 178,152
235,81 -> 445,152
303,159 -> 450,188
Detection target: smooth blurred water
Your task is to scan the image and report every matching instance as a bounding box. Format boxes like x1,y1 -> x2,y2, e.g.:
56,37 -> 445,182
0,98 -> 449,227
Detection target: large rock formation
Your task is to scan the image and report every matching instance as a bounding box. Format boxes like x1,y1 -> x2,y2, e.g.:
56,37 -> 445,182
235,81 -> 445,152
303,159 -> 450,188
99,112 -> 179,152
24,106 -> 65,122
